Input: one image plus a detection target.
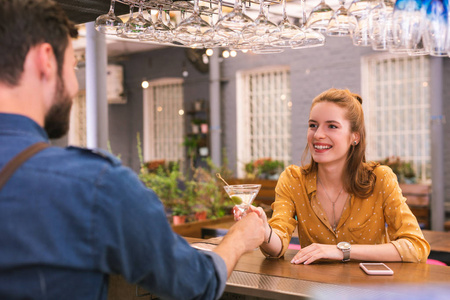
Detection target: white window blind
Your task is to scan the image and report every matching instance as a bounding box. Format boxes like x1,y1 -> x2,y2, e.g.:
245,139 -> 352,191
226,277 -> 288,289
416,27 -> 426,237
68,90 -> 87,147
362,54 -> 430,182
236,66 -> 292,178
143,78 -> 185,163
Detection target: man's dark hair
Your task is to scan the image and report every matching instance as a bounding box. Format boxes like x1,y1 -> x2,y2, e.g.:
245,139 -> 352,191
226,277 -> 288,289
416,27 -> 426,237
0,0 -> 78,86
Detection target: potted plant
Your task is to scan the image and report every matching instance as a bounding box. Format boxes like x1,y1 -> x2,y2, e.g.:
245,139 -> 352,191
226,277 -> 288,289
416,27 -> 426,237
249,158 -> 285,180
183,135 -> 200,169
244,161 -> 256,179
380,156 -> 417,184
172,200 -> 190,225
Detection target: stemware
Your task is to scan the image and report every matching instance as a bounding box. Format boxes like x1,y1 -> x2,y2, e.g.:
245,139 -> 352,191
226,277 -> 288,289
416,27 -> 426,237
165,10 -> 175,31
174,0 -> 214,48
153,5 -> 173,43
327,0 -> 353,36
228,3 -> 255,51
272,0 -> 303,47
390,0 -> 422,53
368,0 -> 395,51
348,0 -> 373,46
139,8 -> 156,41
218,0 -> 254,32
121,2 -> 153,39
246,0 -> 282,53
223,184 -> 261,216
95,0 -> 124,35
291,0 -> 325,49
407,37 -> 429,56
421,0 -> 448,57
306,0 -> 334,33
205,0 -> 240,48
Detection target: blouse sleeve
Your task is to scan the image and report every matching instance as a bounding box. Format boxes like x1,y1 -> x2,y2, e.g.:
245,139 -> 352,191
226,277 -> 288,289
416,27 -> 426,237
264,168 -> 298,258
380,166 -> 431,263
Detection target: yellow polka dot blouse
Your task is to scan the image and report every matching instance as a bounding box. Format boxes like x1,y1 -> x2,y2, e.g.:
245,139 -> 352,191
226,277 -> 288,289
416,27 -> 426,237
267,165 -> 430,263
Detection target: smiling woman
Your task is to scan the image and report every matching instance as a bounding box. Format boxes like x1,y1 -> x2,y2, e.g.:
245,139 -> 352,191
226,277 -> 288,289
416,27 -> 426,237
234,88 -> 431,266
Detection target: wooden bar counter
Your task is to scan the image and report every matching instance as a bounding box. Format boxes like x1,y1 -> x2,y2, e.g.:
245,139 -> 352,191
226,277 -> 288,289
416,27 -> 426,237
108,237 -> 450,300
189,238 -> 450,299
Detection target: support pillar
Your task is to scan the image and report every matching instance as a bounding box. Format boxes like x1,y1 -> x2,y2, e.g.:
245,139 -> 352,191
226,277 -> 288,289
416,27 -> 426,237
85,22 -> 109,150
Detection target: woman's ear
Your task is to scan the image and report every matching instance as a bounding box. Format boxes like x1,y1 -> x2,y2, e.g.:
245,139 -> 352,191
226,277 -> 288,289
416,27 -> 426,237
352,132 -> 360,145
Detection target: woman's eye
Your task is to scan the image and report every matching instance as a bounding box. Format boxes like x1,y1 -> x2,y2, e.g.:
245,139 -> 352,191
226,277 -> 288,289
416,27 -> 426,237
329,124 -> 338,129
309,123 -> 317,128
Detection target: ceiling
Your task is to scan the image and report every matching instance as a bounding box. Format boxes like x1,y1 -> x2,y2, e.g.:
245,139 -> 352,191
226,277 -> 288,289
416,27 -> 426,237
55,0 -> 130,25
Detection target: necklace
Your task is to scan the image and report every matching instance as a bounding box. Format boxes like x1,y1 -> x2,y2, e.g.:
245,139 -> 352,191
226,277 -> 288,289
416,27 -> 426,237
318,178 -> 343,232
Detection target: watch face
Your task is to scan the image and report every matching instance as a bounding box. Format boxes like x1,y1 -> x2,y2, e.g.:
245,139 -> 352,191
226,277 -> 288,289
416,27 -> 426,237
338,242 -> 351,250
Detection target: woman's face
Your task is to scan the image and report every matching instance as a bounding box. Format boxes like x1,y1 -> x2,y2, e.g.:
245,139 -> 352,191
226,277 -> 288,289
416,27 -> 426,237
307,102 -> 358,169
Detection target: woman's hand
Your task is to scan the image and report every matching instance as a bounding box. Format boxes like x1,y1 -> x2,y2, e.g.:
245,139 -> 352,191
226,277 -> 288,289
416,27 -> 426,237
233,206 -> 273,244
233,205 -> 267,224
290,243 -> 343,265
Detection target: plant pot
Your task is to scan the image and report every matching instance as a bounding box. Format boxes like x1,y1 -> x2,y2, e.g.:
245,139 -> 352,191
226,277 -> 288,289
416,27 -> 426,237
191,124 -> 199,134
200,123 -> 208,134
195,211 -> 207,221
194,100 -> 203,111
173,215 -> 186,225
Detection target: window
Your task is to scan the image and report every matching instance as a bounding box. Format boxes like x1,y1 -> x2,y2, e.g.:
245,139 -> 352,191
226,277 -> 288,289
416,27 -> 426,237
68,90 -> 87,147
236,66 -> 292,178
362,54 -> 430,182
143,78 -> 185,163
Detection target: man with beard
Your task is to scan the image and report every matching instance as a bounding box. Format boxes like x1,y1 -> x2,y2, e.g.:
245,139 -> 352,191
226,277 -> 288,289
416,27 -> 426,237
0,1 -> 265,299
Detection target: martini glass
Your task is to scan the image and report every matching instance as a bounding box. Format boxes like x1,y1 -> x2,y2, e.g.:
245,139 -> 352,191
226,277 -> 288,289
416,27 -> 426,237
327,0 -> 352,36
272,0 -> 303,48
211,0 -> 240,47
246,2 -> 283,53
95,0 -> 123,35
174,0 -> 214,47
121,3 -> 153,39
153,5 -> 173,43
224,184 -> 261,216
218,0 -> 254,32
290,0 -> 325,49
306,0 -> 334,33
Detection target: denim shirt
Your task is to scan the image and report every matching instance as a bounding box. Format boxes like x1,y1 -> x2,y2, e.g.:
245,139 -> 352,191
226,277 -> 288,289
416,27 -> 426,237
0,113 -> 227,300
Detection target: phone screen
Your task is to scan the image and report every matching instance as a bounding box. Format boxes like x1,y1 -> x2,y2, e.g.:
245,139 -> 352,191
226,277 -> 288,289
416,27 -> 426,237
363,264 -> 390,271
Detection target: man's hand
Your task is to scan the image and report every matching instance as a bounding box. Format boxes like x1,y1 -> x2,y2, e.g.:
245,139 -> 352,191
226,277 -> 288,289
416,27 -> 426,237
227,212 -> 265,252
213,212 -> 265,277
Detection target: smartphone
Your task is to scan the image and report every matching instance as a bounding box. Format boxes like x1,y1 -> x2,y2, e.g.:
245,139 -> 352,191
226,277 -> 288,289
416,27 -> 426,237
359,263 -> 394,275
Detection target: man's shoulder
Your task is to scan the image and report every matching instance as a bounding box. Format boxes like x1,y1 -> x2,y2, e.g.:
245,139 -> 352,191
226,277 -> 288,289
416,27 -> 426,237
40,146 -> 127,182
65,146 -> 122,167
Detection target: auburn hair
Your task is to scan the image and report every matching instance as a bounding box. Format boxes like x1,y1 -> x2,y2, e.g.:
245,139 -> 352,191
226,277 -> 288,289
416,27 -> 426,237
301,88 -> 378,199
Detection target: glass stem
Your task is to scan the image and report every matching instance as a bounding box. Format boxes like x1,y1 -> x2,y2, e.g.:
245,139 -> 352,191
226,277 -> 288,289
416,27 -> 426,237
128,4 -> 134,20
234,0 -> 242,10
109,0 -> 116,14
282,0 -> 287,20
301,0 -> 306,26
158,6 -> 163,22
259,0 -> 264,16
218,0 -> 223,20
194,0 -> 200,15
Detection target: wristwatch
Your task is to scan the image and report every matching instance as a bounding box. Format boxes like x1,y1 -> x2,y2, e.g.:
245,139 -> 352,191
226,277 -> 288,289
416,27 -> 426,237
337,241 -> 351,262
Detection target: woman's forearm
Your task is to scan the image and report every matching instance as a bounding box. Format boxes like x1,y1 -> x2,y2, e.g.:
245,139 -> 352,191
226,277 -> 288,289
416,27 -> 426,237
350,243 -> 402,262
260,226 -> 283,257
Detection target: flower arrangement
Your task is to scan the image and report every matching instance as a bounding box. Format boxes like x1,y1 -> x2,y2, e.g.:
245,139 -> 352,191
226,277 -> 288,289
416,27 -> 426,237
378,156 -> 416,184
245,157 -> 285,179
137,133 -> 232,223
